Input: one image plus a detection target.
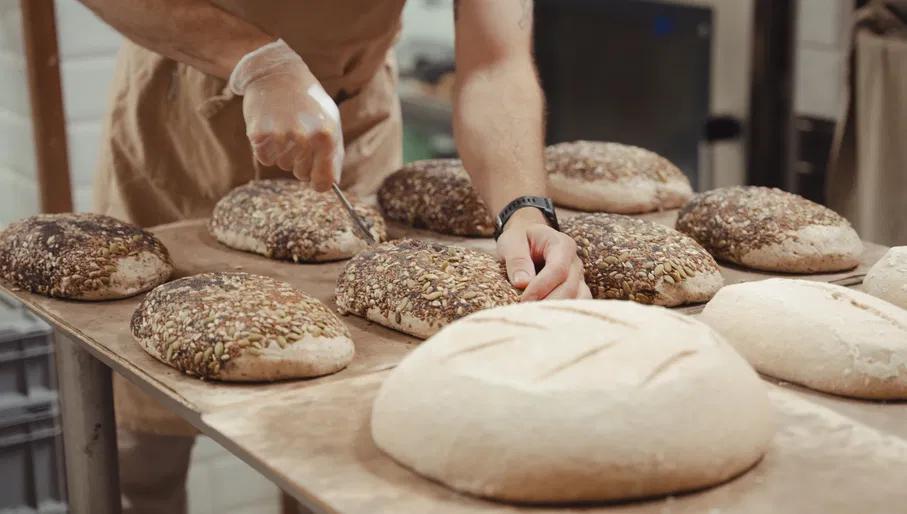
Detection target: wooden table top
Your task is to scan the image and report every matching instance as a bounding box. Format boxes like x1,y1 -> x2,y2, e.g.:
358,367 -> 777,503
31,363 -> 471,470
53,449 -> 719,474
2,213 -> 902,513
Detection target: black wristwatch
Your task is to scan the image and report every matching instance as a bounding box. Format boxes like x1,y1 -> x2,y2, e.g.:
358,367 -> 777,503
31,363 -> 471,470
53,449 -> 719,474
493,196 -> 560,240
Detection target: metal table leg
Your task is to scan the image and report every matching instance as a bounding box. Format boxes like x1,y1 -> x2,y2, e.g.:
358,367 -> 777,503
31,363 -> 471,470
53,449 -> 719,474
55,332 -> 121,514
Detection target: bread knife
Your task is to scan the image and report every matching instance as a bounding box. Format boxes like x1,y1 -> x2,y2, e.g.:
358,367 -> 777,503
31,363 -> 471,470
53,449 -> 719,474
331,183 -> 377,245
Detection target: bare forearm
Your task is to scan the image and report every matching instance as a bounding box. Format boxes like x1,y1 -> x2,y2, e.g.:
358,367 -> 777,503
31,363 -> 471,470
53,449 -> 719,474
453,58 -> 547,216
79,0 -> 273,78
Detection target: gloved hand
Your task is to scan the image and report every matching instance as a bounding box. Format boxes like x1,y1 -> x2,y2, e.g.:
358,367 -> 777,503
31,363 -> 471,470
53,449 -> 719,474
228,39 -> 343,192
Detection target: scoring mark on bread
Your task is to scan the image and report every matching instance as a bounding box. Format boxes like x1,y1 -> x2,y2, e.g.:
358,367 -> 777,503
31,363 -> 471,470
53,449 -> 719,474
543,305 -> 636,328
798,282 -> 907,332
639,350 -> 699,387
463,317 -> 547,330
442,336 -> 517,362
535,341 -> 620,382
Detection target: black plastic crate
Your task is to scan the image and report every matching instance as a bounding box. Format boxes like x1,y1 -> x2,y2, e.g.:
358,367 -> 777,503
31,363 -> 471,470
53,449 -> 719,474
0,400 -> 67,513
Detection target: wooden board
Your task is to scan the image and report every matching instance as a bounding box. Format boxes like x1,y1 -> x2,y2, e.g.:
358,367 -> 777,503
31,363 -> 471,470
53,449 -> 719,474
203,372 -> 907,514
2,220 -> 419,424
1,214 -> 900,513
0,216 -> 888,419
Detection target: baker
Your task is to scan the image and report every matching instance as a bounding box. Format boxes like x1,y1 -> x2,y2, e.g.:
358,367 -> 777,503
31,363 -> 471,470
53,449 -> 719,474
79,0 -> 591,511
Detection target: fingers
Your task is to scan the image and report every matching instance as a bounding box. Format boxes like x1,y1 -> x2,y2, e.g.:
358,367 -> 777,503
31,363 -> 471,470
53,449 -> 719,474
521,228 -> 578,301
308,132 -> 336,192
542,260 -> 589,300
496,230 -> 537,289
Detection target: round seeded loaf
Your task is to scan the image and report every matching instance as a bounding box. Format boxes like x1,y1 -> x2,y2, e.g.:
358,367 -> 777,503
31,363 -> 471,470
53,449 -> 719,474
131,272 -> 353,381
864,247 -> 907,310
372,299 -> 775,503
0,213 -> 172,300
209,180 -> 386,262
377,159 -> 494,236
563,213 -> 723,306
335,239 -> 518,338
676,186 -> 863,273
700,278 -> 907,399
544,141 -> 693,213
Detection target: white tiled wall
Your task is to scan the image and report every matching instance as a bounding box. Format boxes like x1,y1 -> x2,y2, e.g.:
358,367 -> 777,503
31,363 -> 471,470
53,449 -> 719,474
0,0 -> 37,223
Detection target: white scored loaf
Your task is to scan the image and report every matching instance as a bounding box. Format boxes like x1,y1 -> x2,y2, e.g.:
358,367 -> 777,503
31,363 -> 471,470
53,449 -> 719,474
334,239 -> 518,338
544,141 -> 693,213
209,179 -> 386,262
864,246 -> 907,310
700,278 -> 907,399
0,213 -> 172,300
377,159 -> 495,236
676,186 -> 863,273
131,272 -> 353,381
562,213 -> 722,306
372,299 -> 774,503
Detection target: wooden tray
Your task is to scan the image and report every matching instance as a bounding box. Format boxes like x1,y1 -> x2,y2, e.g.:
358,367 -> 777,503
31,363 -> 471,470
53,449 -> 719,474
203,372 -> 907,514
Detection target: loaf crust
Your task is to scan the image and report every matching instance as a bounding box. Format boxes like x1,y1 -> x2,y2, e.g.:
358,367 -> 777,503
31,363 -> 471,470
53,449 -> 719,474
132,272 -> 353,381
210,180 -> 386,262
0,213 -> 172,300
545,141 -> 693,213
676,186 -> 863,273
372,300 -> 774,503
563,213 -> 722,306
377,159 -> 494,236
335,239 -> 518,338
864,246 -> 907,310
701,278 -> 907,399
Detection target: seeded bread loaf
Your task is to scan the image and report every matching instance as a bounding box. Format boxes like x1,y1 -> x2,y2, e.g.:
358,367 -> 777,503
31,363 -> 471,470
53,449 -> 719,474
563,213 -> 722,306
372,300 -> 774,503
864,247 -> 907,310
676,186 -> 863,273
0,213 -> 172,300
700,279 -> 907,399
335,239 -> 519,338
132,272 -> 353,381
544,141 -> 693,213
377,159 -> 494,236
209,180 -> 386,262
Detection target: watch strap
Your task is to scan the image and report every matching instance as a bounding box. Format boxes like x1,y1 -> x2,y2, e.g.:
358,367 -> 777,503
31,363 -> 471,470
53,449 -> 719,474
493,196 -> 560,240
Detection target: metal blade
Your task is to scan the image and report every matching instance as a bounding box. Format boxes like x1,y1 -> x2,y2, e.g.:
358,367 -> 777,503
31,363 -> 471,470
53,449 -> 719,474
331,183 -> 376,245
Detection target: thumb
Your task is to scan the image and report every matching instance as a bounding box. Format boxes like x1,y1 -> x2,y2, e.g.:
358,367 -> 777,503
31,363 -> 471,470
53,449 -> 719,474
497,230 -> 536,289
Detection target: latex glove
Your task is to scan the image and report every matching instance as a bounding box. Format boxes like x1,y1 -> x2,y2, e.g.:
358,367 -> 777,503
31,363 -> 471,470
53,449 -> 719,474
229,39 -> 343,192
496,210 -> 592,301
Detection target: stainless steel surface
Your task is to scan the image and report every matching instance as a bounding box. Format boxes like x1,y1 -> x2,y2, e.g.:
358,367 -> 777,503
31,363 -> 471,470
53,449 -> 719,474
330,183 -> 376,245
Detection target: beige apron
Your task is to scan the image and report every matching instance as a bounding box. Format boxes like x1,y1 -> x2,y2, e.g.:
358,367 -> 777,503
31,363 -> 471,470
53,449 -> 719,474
95,0 -> 406,435
828,0 -> 907,247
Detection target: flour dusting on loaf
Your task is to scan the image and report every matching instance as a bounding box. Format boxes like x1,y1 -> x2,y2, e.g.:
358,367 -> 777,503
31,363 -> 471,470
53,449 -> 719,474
545,141 -> 693,213
676,186 -> 862,273
372,299 -> 774,503
0,213 -> 172,300
562,213 -> 722,306
335,239 -> 518,338
377,159 -> 494,236
864,247 -> 907,310
700,278 -> 907,399
132,272 -> 353,381
210,180 -> 386,262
